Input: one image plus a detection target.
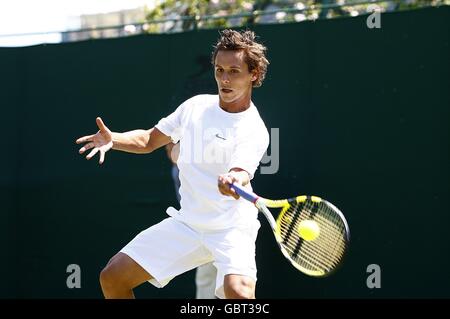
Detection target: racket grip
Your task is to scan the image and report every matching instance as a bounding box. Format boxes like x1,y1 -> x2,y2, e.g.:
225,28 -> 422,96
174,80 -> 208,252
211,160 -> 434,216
229,183 -> 259,203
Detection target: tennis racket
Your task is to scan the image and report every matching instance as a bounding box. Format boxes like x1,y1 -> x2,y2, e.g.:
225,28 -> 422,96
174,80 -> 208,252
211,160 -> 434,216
230,183 -> 350,277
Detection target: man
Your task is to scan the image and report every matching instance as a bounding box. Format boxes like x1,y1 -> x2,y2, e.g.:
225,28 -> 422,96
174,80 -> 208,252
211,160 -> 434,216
76,29 -> 270,299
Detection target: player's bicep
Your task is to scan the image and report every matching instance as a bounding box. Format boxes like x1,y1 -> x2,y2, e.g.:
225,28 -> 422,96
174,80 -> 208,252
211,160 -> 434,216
147,127 -> 172,152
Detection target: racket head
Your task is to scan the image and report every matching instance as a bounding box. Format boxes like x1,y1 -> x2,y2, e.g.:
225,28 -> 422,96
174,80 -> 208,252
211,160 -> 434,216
270,196 -> 350,277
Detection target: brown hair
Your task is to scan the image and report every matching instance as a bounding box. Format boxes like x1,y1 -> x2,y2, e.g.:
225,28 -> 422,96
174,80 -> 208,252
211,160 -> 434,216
211,29 -> 269,88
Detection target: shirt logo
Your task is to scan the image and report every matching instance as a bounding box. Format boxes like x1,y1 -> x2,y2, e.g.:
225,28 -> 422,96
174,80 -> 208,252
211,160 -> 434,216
215,133 -> 227,140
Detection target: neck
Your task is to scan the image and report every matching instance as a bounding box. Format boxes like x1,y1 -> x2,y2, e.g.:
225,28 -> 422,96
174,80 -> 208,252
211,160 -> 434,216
219,89 -> 252,113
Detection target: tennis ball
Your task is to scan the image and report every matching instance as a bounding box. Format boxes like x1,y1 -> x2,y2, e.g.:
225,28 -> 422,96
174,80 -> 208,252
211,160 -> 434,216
298,220 -> 320,241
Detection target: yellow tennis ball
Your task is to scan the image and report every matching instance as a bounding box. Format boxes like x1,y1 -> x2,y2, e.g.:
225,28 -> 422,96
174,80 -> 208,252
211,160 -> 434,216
298,220 -> 320,241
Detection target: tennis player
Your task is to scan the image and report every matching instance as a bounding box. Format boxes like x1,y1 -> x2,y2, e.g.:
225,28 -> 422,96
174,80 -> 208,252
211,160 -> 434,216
76,29 -> 270,299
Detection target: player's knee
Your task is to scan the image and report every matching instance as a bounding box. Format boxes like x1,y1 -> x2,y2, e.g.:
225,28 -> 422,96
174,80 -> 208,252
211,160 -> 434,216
99,264 -> 116,290
224,276 -> 255,299
99,256 -> 126,289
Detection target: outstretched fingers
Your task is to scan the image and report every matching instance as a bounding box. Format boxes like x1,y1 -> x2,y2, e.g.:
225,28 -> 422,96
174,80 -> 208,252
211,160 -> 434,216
99,150 -> 106,165
86,148 -> 99,160
76,134 -> 94,144
79,142 -> 94,154
96,117 -> 108,132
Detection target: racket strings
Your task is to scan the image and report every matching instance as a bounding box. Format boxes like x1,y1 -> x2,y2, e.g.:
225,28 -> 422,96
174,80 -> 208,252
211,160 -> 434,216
280,218 -> 342,266
278,200 -> 348,275
280,218 -> 344,273
298,202 -> 347,266
280,218 -> 341,271
281,232 -> 332,270
299,203 -> 346,268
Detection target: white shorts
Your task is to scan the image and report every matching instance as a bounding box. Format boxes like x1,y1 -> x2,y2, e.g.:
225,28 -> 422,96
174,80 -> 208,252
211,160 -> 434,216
120,217 -> 260,299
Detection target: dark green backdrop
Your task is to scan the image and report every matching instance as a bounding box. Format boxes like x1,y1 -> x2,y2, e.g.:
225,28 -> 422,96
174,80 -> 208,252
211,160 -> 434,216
1,6 -> 448,298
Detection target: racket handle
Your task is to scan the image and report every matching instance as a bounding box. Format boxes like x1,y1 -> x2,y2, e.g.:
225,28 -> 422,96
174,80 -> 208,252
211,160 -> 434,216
229,183 -> 259,203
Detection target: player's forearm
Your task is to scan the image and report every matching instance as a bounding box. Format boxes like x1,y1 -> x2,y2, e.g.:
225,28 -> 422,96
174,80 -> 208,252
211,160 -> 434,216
112,129 -> 153,154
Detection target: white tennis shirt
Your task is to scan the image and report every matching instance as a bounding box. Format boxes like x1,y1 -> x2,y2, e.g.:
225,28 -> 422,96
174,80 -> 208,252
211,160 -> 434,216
156,94 -> 269,230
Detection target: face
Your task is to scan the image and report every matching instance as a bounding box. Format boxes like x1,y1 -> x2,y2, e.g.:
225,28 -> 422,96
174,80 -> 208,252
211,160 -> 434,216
214,50 -> 258,111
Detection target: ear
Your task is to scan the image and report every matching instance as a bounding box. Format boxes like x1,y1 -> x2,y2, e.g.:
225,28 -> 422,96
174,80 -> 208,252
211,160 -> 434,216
251,70 -> 258,82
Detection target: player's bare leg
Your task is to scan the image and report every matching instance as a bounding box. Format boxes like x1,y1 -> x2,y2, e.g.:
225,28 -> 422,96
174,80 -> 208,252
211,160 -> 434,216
99,252 -> 152,299
223,274 -> 256,299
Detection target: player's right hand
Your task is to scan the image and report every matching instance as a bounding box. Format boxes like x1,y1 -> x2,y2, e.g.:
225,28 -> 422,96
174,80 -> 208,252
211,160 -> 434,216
76,117 -> 113,165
